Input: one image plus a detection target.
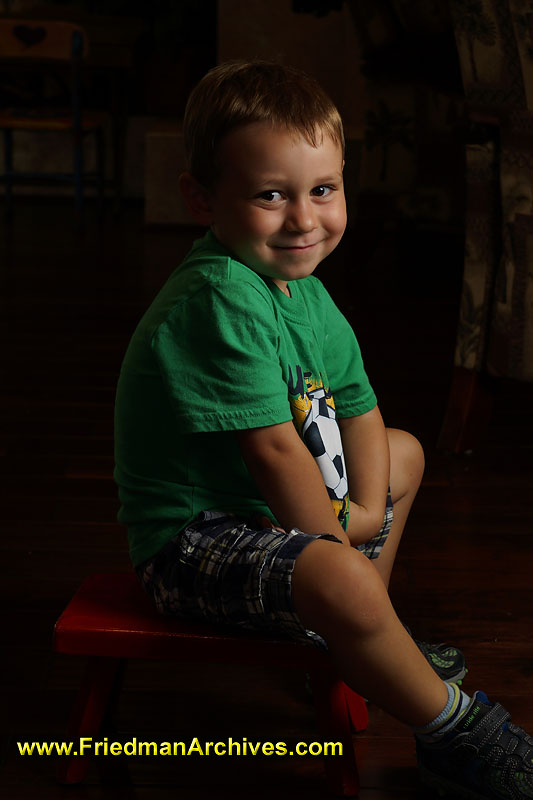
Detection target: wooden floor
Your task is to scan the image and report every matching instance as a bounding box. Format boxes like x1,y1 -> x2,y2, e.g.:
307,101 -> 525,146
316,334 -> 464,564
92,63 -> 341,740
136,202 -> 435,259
1,199 -> 532,799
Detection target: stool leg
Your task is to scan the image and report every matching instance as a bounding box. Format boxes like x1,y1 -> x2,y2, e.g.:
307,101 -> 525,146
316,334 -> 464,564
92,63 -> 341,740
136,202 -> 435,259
343,683 -> 369,733
309,669 -> 361,797
57,655 -> 123,784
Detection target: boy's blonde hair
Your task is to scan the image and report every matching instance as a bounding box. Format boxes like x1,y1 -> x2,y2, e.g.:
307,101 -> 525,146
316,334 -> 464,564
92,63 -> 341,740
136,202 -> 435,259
183,60 -> 345,188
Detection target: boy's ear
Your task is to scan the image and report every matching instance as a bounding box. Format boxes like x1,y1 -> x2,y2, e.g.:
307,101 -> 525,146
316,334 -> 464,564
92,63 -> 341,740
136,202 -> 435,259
178,172 -> 214,226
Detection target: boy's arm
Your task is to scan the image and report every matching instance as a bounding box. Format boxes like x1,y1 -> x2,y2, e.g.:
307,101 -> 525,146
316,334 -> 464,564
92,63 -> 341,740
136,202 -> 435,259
237,421 -> 350,547
338,405 -> 390,546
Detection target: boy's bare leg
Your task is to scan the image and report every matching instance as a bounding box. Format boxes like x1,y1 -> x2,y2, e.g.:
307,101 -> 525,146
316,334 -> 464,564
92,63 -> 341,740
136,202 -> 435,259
372,428 -> 425,589
292,538 -> 449,727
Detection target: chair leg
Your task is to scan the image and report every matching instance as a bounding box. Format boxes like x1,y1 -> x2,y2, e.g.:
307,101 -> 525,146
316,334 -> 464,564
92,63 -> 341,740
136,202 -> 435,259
437,366 -> 494,453
110,87 -> 127,215
95,128 -> 106,216
308,668 -> 361,797
73,132 -> 84,220
3,129 -> 13,216
57,655 -> 123,784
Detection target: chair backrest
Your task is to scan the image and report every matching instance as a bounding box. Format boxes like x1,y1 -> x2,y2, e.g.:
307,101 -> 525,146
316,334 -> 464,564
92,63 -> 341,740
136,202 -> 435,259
0,19 -> 88,61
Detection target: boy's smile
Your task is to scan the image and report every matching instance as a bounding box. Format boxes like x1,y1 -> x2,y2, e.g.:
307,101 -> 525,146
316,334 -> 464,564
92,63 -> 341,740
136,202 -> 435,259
207,122 -> 347,295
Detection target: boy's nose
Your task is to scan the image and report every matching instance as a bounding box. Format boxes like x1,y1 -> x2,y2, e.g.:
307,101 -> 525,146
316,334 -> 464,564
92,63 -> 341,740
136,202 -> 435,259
284,199 -> 318,233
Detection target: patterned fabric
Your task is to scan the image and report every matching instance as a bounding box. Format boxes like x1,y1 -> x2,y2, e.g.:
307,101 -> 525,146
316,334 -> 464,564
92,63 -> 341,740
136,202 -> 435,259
343,0 -> 533,382
136,501 -> 394,649
356,489 -> 393,559
136,512 -> 341,649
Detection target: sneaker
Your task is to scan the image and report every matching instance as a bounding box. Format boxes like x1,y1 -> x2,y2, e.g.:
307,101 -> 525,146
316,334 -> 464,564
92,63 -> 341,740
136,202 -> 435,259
404,625 -> 468,684
416,639 -> 468,684
416,690 -> 533,799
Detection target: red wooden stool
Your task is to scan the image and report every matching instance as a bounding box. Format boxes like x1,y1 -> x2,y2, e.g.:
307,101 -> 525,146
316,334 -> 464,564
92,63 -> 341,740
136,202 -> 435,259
54,572 -> 368,796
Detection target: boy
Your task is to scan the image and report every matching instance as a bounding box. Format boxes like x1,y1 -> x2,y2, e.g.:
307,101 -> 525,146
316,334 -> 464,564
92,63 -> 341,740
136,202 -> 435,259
114,61 -> 533,798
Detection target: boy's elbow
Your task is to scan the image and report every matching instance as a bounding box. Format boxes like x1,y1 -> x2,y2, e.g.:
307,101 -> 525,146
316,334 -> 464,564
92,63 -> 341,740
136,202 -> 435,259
237,421 -> 300,466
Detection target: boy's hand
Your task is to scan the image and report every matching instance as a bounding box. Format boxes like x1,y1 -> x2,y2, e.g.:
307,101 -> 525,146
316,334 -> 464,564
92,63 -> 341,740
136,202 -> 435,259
338,407 -> 390,547
237,421 -> 350,547
345,502 -> 386,545
255,514 -> 285,533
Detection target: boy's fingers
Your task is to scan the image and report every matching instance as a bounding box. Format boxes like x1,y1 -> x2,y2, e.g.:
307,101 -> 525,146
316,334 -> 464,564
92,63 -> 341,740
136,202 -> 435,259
257,514 -> 285,532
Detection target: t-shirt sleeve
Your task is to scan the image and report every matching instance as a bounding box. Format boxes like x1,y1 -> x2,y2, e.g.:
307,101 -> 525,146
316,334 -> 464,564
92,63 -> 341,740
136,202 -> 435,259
320,286 -> 377,418
151,279 -> 293,433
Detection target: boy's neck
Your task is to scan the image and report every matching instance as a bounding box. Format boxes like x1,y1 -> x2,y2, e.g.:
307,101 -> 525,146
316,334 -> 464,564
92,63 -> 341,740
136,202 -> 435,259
272,278 -> 291,298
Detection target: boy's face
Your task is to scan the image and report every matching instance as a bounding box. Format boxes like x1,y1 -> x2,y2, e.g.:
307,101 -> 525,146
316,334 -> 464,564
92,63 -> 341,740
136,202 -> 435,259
207,122 -> 346,295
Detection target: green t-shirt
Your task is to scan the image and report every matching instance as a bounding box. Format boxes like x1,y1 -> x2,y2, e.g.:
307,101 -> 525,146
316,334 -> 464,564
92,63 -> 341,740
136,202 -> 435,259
114,231 -> 377,566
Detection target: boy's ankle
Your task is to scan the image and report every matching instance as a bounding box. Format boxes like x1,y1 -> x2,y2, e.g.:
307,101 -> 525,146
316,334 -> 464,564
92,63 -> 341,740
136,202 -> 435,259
416,690 -> 533,800
413,682 -> 471,741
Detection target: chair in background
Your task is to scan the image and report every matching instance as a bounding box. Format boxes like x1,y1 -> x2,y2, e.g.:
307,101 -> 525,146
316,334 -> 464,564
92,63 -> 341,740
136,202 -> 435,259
0,18 -> 107,217
54,571 -> 368,796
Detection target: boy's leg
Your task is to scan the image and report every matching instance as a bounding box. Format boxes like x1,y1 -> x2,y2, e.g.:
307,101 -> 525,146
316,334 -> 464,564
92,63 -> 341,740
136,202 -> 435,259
365,428 -> 467,685
292,532 -> 533,799
292,536 -> 449,726
372,427 -> 424,588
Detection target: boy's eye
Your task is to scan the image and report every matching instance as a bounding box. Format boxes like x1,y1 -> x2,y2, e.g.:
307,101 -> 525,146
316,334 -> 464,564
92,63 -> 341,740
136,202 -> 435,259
257,190 -> 283,202
311,185 -> 333,197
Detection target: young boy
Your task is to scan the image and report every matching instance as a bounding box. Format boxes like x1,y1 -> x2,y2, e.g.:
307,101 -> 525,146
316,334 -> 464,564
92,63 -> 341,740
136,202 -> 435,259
114,61 -> 533,798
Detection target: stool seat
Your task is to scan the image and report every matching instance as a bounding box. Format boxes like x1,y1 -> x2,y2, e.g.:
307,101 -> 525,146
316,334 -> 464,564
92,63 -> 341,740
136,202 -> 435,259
55,571 -> 332,664
54,571 -> 368,795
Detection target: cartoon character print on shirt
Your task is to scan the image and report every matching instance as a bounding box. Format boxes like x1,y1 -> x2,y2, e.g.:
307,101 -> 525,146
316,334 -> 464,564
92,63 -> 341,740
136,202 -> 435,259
288,365 -> 349,530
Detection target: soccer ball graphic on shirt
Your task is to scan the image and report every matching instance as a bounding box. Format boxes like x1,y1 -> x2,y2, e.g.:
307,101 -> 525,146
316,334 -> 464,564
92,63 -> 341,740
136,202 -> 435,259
300,388 -> 348,511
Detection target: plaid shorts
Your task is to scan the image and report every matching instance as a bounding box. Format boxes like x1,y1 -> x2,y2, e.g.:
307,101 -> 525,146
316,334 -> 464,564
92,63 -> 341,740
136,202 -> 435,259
356,490 -> 394,560
136,495 -> 394,650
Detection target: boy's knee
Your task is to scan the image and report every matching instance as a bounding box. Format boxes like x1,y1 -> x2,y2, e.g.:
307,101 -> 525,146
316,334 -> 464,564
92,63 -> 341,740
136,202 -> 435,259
407,430 -> 424,470
292,538 -> 391,638
387,428 -> 425,499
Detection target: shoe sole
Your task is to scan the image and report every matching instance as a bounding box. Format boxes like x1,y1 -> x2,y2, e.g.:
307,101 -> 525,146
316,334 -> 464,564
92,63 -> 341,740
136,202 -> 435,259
442,666 -> 468,685
418,762 -> 488,799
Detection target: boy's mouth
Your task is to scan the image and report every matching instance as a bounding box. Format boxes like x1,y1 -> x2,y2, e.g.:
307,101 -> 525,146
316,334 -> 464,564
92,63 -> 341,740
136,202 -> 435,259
271,242 -> 318,251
